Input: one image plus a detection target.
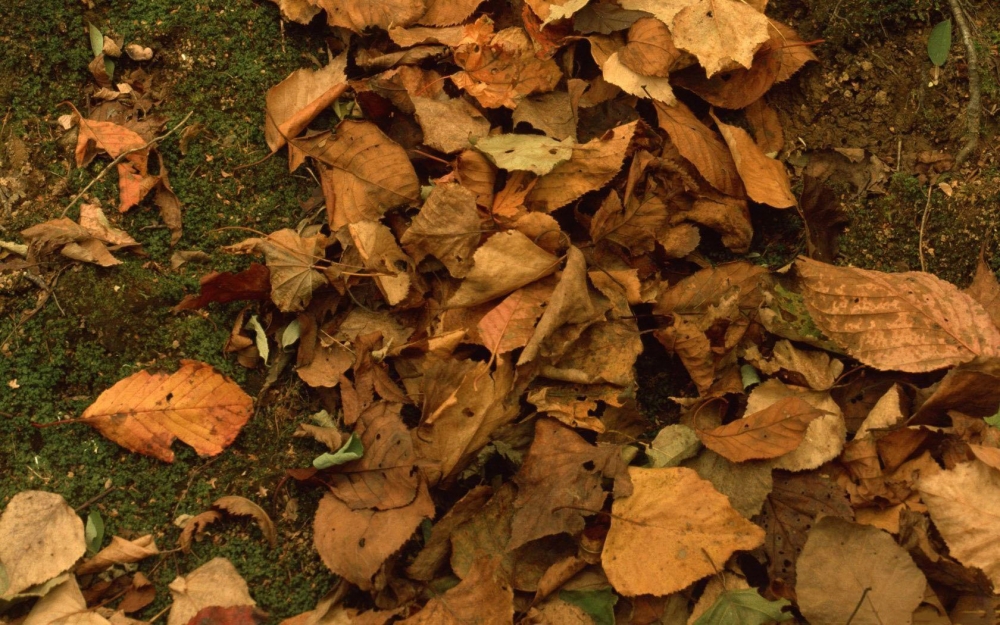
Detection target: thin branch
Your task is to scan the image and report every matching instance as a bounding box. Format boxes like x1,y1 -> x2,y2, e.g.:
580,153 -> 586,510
919,183 -> 934,272
61,111 -> 194,217
949,0 -> 981,165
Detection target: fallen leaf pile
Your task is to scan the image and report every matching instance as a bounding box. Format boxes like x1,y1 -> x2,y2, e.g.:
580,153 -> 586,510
8,0 -> 1000,623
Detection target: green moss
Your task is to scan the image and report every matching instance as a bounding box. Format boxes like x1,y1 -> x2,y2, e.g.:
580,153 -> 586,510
805,0 -> 945,48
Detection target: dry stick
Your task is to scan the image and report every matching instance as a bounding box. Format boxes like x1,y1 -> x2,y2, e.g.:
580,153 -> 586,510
919,182 -> 935,272
949,0 -> 981,165
61,111 -> 194,217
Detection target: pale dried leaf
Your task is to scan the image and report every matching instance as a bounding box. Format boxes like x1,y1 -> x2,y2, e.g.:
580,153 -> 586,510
316,0 -> 425,31
446,230 -> 560,308
0,491 -> 85,599
77,535 -> 159,574
167,558 -> 255,625
601,52 -> 676,104
412,97 -> 490,154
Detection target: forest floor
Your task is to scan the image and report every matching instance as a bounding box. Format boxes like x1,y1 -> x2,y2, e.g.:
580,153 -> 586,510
1,0 -> 999,620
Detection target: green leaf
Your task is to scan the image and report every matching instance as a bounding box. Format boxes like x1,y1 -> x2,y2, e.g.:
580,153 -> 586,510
105,58 -> 115,81
281,319 -> 302,349
313,433 -> 364,469
248,315 -> 270,365
85,509 -> 105,555
927,19 -> 952,67
88,22 -> 103,58
476,134 -> 574,175
740,364 -> 761,389
647,424 -> 700,468
985,410 -> 1000,429
559,587 -> 618,625
693,589 -> 792,625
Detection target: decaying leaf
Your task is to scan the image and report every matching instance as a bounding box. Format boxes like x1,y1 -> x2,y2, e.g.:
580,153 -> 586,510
797,257 -> 1000,372
77,359 -> 254,463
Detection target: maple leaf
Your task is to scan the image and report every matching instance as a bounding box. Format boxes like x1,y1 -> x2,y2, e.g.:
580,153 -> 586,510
400,183 -> 482,278
75,359 -> 254,463
253,229 -> 329,313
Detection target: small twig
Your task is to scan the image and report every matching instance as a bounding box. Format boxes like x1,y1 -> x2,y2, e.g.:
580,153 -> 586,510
61,111 -> 194,217
949,0 -> 981,164
919,182 -> 934,272
74,486 -> 117,512
844,587 -> 873,625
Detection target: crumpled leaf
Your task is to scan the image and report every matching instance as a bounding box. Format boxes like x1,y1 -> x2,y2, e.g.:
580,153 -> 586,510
401,183 -> 481,278
348,220 -> 414,306
398,557 -> 513,624
797,256 -> 1000,372
77,535 -> 159,574
254,229 -> 328,313
265,56 -> 348,152
172,263 -> 272,312
212,496 -> 278,548
77,359 -> 254,463
602,467 -> 765,596
0,491 -> 85,599
446,230 -> 560,308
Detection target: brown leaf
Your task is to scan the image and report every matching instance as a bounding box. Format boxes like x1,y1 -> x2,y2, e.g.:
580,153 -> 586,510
446,230 -> 560,308
172,264 -> 272,312
798,174 -> 848,263
179,511 -> 223,553
744,98 -> 784,155
186,606 -> 267,625
61,238 -> 122,267
265,58 -> 348,152
965,255 -> 1000,331
456,148 -> 497,208
919,459 -> 1000,588
512,90 -> 580,141
20,577 -> 101,625
590,189 -> 666,255
154,152 -> 184,245
910,358 -> 1000,425
407,485 -> 492,580
267,0 -> 322,23
600,52 -> 676,104
327,402 -> 419,510
399,558 -> 513,625
167,558 -> 255,625
313,480 -> 434,589
654,101 -> 742,197
670,0 -> 770,77
696,397 -> 826,462
119,572 -> 156,614
526,121 -> 637,212
411,97 -> 490,154
413,358 -> 519,484
77,535 -> 159,575
618,17 -> 681,77
315,0 -> 425,31
296,342 -> 354,388
510,419 -> 631,550
79,360 -> 254,463
418,0 -> 484,26
349,220 -> 414,306
0,491 -> 85,599
602,467 -> 765,596
79,203 -> 139,247
401,183 -> 481,278
796,257 -> 1000,372
713,113 -> 796,208
451,21 -> 562,109
212,496 -> 277,548
477,280 -> 552,359
683,450 -> 772,518
795,517 -> 926,625
757,471 -> 853,595
254,229 -> 329,313
290,122 -> 419,230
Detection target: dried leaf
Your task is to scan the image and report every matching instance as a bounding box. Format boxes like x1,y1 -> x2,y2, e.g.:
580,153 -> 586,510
265,58 -> 348,152
655,101 -> 742,197
212,496 -> 277,548
526,121 -> 636,212
697,397 -> 824,462
797,257 -> 1000,372
602,467 -> 765,596
255,229 -> 328,312
476,134 -> 574,175
167,558 -> 255,625
399,557 -> 513,624
291,122 -> 419,230
796,517 -> 925,625
510,419 -> 631,550
601,52 -> 676,104
713,113 -> 796,208
313,480 -> 434,589
412,97 -> 490,154
477,280 -> 552,358
418,0 -> 484,26
965,255 -> 1000,331
22,576 -> 108,625
178,511 -> 222,553
671,0 -> 770,77
78,360 -> 254,463
919,459 -> 1000,587
446,230 -> 560,308
619,17 -> 681,76
0,491 -> 85,599
77,535 -> 159,575
349,220 -> 414,306
400,183 -> 481,278
172,264 -> 272,312
315,0 -> 425,31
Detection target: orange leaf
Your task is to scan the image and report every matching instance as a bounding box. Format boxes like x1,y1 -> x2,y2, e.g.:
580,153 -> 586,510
79,360 -> 253,463
696,397 -> 826,462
